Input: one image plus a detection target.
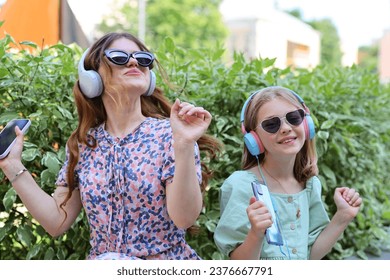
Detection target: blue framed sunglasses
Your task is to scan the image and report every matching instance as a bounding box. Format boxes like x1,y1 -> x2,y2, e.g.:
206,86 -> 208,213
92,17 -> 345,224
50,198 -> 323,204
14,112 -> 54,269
104,49 -> 155,67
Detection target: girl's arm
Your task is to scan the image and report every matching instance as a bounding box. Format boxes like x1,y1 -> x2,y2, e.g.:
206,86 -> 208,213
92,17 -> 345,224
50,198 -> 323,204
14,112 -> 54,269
230,198 -> 271,260
310,187 -> 362,259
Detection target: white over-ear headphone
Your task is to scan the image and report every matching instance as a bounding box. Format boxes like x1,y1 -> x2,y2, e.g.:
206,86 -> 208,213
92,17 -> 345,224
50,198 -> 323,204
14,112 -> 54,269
77,48 -> 156,98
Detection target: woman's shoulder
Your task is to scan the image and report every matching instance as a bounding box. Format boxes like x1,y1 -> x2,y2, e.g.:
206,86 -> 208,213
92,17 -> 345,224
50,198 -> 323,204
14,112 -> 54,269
145,117 -> 171,131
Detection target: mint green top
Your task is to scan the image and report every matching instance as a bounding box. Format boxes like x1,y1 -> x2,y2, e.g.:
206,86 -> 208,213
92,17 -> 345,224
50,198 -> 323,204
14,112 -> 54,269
214,170 -> 330,260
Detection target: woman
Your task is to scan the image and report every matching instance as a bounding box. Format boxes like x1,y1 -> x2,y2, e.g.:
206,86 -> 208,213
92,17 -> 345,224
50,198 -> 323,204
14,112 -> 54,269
0,32 -> 221,260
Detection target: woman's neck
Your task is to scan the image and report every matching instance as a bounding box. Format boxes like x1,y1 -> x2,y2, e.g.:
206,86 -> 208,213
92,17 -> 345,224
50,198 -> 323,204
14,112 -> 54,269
104,97 -> 146,138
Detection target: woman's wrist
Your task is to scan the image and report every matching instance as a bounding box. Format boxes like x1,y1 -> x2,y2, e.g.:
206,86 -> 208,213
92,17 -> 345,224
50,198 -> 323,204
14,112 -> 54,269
2,161 -> 26,183
9,168 -> 28,183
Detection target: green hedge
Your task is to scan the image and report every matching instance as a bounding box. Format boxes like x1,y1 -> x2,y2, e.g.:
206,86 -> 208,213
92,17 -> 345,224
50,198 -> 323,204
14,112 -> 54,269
1,35 -> 389,260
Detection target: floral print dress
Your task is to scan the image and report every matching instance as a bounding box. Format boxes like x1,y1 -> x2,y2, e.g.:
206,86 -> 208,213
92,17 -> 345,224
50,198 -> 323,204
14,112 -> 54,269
56,117 -> 202,260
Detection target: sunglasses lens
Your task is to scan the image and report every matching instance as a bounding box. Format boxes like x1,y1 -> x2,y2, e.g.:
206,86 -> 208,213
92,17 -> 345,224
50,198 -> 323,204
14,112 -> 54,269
106,50 -> 129,65
105,50 -> 154,67
262,117 -> 281,133
133,52 -> 154,67
286,109 -> 305,125
261,109 -> 305,133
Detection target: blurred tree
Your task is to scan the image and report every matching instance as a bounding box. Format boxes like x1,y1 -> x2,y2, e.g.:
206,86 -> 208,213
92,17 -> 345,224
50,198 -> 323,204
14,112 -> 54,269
286,9 -> 342,66
357,43 -> 379,72
96,0 -> 228,51
308,18 -> 343,66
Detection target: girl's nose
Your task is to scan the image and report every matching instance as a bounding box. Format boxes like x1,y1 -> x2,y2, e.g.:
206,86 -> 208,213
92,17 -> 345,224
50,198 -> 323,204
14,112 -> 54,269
279,117 -> 292,133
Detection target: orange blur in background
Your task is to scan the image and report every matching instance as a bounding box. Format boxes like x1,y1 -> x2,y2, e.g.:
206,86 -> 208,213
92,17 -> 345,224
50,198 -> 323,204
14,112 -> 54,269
0,0 -> 60,48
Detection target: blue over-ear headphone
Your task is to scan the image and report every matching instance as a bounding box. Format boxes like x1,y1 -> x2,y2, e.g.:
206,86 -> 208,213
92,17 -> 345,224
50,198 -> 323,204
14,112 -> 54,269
240,86 -> 315,156
78,48 -> 156,98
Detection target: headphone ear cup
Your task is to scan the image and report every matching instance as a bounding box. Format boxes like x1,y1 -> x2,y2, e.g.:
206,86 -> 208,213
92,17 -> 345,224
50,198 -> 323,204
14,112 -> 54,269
303,115 -> 316,139
244,131 -> 264,156
79,70 -> 103,98
78,49 -> 103,98
143,70 -> 156,96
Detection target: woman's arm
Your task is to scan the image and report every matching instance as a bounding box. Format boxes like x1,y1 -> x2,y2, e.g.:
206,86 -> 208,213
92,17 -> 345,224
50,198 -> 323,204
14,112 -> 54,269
166,141 -> 202,229
0,127 -> 82,237
165,99 -> 211,229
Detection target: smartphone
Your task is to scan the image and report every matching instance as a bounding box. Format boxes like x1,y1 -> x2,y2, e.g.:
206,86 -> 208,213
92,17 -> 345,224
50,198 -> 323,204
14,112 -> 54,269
0,119 -> 31,159
251,181 -> 283,246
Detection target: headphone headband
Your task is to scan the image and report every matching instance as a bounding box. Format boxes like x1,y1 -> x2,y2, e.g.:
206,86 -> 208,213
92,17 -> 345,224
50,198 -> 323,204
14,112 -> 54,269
240,86 -> 309,127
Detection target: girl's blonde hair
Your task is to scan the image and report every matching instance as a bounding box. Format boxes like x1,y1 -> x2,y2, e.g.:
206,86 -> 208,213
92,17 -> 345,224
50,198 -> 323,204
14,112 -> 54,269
241,86 -> 318,184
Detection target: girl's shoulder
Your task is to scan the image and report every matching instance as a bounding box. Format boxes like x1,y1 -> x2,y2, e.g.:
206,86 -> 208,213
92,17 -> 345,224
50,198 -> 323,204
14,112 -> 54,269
221,170 -> 257,194
224,170 -> 257,184
305,176 -> 323,198
305,176 -> 321,190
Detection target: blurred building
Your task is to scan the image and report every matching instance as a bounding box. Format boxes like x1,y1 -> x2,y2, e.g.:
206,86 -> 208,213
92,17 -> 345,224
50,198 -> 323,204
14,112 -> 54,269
0,0 -> 89,49
379,29 -> 390,83
220,0 -> 320,69
341,42 -> 358,66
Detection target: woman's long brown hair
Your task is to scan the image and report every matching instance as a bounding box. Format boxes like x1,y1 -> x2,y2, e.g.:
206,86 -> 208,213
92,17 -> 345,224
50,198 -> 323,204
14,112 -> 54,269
59,32 -> 221,234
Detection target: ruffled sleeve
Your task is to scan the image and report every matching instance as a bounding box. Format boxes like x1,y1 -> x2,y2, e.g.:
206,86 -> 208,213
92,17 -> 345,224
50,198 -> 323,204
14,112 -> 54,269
214,171 -> 255,257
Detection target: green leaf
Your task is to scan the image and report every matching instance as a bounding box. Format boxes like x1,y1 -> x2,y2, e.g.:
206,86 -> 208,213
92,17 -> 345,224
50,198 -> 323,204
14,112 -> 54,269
3,187 -> 17,211
16,226 -> 33,247
26,244 -> 42,260
321,119 -> 336,130
56,247 -> 66,260
20,41 -> 38,48
382,211 -> 390,221
164,37 -> 175,53
0,112 -> 21,123
317,130 -> 329,140
320,164 -> 337,185
44,247 -> 55,260
22,148 -> 41,161
205,220 -> 216,232
0,223 -> 12,242
41,152 -> 61,174
40,169 -> 53,185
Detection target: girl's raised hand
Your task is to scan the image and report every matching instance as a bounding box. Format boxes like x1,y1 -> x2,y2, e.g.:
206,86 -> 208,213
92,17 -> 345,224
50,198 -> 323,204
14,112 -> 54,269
333,186 -> 362,221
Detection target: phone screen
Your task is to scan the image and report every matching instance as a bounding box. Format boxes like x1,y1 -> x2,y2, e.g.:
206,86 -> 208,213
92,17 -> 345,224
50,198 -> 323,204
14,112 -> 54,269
0,119 -> 31,159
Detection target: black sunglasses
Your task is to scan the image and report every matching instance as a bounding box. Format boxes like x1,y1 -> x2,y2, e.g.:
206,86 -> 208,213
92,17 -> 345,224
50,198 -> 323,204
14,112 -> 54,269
104,49 -> 155,67
260,109 -> 305,134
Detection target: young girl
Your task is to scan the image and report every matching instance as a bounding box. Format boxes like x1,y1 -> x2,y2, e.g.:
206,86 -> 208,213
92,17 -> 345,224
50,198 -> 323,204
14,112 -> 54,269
214,86 -> 362,260
0,32 -> 221,260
